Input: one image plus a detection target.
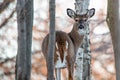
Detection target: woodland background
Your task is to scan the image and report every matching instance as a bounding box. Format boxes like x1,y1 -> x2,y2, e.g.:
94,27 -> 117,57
0,0 -> 115,80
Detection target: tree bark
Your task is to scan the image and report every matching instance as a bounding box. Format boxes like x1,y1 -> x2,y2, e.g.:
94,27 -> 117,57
106,0 -> 120,80
15,0 -> 33,80
74,0 -> 91,80
47,0 -> 56,80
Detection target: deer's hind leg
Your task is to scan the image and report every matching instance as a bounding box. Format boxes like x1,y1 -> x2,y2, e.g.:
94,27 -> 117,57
55,68 -> 61,80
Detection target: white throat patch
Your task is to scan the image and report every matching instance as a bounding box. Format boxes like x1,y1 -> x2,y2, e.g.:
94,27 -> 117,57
78,29 -> 86,35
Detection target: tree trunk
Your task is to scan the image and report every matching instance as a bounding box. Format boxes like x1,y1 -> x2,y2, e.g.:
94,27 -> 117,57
106,0 -> 120,80
47,0 -> 56,80
15,0 -> 33,80
74,0 -> 91,80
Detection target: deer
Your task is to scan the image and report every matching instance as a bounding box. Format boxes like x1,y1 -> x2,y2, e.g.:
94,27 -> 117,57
41,8 -> 95,80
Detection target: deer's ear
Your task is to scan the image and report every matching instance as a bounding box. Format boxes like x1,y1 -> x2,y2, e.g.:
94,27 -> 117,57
87,8 -> 95,18
67,8 -> 76,18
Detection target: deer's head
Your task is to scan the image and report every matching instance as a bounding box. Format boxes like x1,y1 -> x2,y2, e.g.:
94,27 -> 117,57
67,8 -> 95,35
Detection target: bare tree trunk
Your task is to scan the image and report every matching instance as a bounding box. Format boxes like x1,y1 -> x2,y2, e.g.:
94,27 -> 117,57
15,0 -> 33,80
106,0 -> 120,80
47,0 -> 56,80
74,0 -> 91,80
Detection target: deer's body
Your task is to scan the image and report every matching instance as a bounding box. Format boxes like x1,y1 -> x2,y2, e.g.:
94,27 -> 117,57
41,8 -> 95,80
42,31 -> 75,80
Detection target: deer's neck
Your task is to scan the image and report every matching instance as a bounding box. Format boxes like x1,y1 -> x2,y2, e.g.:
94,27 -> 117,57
68,24 -> 84,53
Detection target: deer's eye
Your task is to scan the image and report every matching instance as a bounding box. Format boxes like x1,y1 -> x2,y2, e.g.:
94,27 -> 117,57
75,18 -> 79,22
75,20 -> 78,22
83,18 -> 87,21
75,19 -> 79,22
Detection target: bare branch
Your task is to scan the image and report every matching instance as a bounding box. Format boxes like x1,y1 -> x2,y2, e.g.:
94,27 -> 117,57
0,10 -> 15,28
0,0 -> 14,13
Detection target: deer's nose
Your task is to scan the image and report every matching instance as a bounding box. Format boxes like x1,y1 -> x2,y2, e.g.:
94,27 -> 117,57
79,25 -> 84,29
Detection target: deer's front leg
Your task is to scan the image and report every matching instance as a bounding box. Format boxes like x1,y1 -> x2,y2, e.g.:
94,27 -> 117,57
67,57 -> 74,80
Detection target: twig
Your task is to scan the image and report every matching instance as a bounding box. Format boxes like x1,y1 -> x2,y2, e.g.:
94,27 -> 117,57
0,57 -> 15,64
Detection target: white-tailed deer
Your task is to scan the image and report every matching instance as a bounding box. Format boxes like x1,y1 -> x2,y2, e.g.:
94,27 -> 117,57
67,8 -> 95,54
42,8 -> 95,80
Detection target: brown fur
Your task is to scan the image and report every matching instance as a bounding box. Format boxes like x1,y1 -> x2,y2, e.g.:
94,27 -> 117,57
42,16 -> 85,80
42,8 -> 95,79
68,23 -> 84,54
42,31 -> 75,80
